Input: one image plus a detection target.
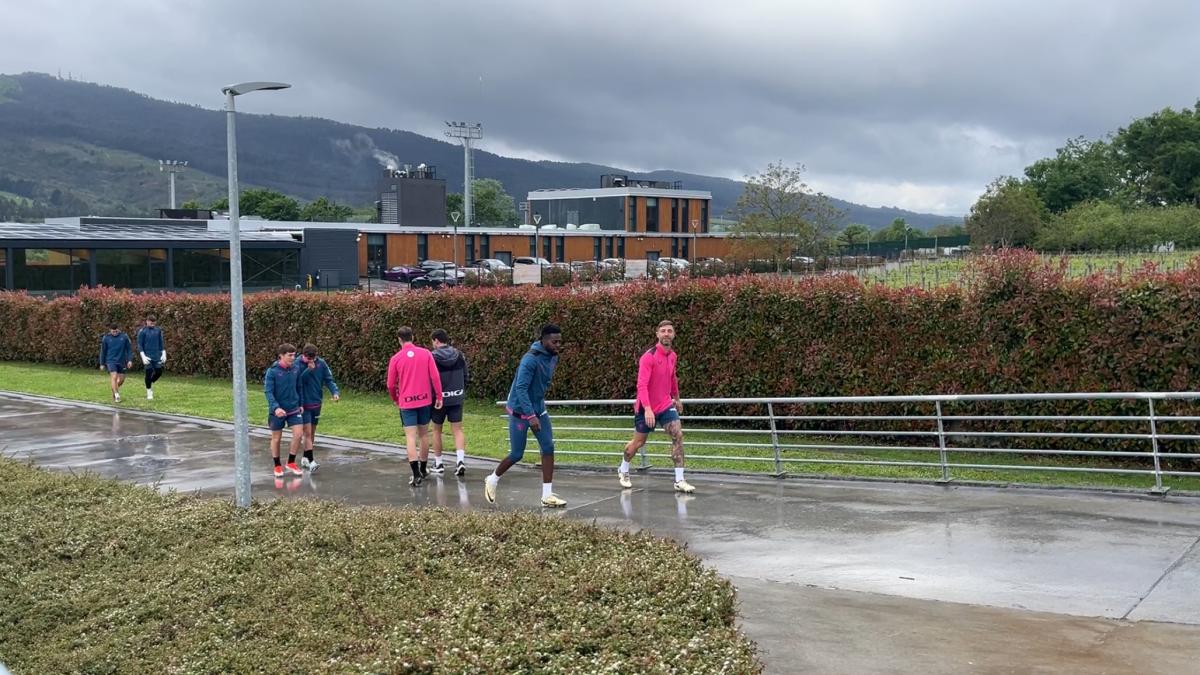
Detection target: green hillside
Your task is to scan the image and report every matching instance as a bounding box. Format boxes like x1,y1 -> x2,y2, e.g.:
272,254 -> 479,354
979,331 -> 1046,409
0,72 -> 960,228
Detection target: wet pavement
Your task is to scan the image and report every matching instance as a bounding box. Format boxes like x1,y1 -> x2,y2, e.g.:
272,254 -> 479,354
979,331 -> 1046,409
4,391 -> 1200,674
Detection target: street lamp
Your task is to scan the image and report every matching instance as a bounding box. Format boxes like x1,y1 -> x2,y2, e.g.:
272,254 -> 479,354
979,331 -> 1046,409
222,80 -> 291,509
450,210 -> 461,268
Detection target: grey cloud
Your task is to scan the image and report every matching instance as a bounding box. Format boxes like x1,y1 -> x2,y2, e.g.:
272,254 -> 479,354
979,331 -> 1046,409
4,0 -> 1200,215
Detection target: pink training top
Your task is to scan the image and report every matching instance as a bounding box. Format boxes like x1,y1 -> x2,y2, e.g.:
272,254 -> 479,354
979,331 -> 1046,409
386,343 -> 444,410
635,343 -> 679,415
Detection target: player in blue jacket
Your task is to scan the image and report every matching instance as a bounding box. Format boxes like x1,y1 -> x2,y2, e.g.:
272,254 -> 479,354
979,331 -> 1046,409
299,343 -> 340,472
99,323 -> 133,403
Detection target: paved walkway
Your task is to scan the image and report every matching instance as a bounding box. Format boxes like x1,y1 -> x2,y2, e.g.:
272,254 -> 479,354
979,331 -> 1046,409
3,391 -> 1199,674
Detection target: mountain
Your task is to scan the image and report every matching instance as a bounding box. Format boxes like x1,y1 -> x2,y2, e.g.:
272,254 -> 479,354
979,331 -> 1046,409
0,73 -> 960,228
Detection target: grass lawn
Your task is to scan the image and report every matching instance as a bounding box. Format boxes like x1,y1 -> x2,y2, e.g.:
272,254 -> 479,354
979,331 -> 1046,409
0,459 -> 760,673
2,361 -> 1198,493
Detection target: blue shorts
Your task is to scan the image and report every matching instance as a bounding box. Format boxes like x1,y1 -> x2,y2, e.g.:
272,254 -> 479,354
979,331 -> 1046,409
634,406 -> 680,434
302,406 -> 322,425
400,405 -> 432,427
268,409 -> 304,431
507,412 -> 555,462
105,362 -> 127,374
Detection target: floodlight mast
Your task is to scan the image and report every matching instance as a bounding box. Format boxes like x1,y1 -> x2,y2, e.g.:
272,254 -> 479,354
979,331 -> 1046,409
444,121 -> 483,267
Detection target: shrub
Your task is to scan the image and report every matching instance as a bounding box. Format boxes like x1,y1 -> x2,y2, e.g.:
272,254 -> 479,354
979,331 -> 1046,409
0,459 -> 760,673
3,250 -> 1200,404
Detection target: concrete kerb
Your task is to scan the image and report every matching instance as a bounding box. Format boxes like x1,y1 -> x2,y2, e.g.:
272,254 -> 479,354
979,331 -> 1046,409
5,389 -> 1200,504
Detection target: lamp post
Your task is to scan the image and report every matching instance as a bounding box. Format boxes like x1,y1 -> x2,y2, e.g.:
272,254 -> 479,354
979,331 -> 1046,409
532,213 -> 543,284
159,159 -> 187,209
223,80 -> 291,509
450,211 -> 461,268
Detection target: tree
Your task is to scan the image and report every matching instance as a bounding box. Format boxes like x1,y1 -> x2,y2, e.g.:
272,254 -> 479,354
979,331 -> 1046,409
928,223 -> 967,238
299,196 -> 354,222
728,162 -> 841,271
838,223 -> 872,248
208,190 -> 300,220
872,218 -> 923,242
965,177 -> 1048,247
1112,103 -> 1200,207
1023,136 -> 1120,213
446,193 -> 464,223
179,199 -> 203,210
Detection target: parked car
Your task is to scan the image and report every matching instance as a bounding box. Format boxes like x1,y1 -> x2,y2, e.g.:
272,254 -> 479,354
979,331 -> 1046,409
382,265 -> 424,282
514,256 -> 552,266
656,257 -> 691,271
570,260 -> 599,272
410,268 -> 464,289
470,258 -> 513,272
599,257 -> 624,271
419,259 -> 456,271
697,257 -> 724,265
787,256 -> 815,265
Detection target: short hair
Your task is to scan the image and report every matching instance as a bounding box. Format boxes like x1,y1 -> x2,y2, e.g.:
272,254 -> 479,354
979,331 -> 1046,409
107,322 -> 118,330
277,343 -> 296,356
431,329 -> 451,344
398,326 -> 414,343
540,323 -> 561,339
657,320 -> 674,329
145,314 -> 157,322
302,343 -> 318,358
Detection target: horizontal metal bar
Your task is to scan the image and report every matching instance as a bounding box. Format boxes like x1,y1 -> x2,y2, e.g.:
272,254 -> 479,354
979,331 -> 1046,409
945,430 -> 1154,440
523,392 -> 1200,407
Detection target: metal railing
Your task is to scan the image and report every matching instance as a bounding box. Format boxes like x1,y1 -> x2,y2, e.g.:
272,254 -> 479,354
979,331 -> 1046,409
501,392 -> 1200,494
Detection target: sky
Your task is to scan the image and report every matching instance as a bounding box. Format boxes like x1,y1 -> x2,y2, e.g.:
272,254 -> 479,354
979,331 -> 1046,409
3,0 -> 1199,216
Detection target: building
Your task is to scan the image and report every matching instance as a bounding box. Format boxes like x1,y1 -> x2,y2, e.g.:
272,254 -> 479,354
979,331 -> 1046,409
0,217 -> 357,293
527,174 -> 712,236
376,166 -> 447,227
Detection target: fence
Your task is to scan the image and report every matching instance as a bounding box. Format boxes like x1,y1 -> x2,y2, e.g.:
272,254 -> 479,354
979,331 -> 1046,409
503,392 -> 1200,494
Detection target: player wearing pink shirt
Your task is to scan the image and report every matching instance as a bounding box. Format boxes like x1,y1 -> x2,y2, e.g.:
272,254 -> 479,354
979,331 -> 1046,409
618,320 -> 694,493
386,326 -> 443,486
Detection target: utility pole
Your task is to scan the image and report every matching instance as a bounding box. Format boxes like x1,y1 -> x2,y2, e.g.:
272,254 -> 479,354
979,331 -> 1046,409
159,160 -> 187,209
444,122 -> 482,229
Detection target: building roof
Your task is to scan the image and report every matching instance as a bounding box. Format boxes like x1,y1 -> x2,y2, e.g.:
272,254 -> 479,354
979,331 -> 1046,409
526,187 -> 712,201
0,220 -> 302,246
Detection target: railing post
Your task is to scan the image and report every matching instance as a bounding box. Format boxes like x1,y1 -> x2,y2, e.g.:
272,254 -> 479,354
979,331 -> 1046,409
935,401 -> 952,483
1148,398 -> 1170,495
768,402 -> 783,477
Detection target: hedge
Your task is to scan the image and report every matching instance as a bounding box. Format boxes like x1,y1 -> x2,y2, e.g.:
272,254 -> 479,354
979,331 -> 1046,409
3,250 -> 1200,403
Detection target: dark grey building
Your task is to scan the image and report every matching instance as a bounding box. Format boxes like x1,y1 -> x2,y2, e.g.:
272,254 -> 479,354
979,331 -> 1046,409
0,217 -> 356,294
376,166 -> 447,227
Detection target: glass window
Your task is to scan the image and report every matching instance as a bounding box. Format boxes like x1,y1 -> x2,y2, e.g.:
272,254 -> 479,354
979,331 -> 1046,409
646,250 -> 660,261
701,201 -> 709,232
96,249 -> 157,289
542,235 -> 552,261
593,237 -> 601,260
681,237 -> 689,262
617,236 -> 625,258
464,234 -> 476,261
173,248 -> 227,289
670,200 -> 679,233
367,234 -> 386,275
0,248 -> 6,290
529,236 -> 537,256
480,234 -> 490,259
627,198 -> 636,232
555,236 -> 564,262
671,238 -> 679,258
243,248 -> 300,288
417,234 -> 428,261
645,197 -> 658,232
12,248 -> 88,291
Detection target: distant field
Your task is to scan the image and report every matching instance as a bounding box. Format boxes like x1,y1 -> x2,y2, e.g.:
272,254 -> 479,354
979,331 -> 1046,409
846,250 -> 1200,289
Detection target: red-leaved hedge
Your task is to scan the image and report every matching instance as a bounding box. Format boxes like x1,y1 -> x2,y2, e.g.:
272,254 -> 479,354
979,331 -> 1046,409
3,250 -> 1200,402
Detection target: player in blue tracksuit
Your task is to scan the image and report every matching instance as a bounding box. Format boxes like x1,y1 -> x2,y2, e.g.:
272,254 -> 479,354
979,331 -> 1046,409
264,343 -> 306,478
99,323 -> 133,403
299,343 -> 340,473
136,315 -> 166,400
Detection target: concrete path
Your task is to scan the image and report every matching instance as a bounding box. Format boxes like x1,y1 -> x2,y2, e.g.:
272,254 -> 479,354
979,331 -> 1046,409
3,391 -> 1199,674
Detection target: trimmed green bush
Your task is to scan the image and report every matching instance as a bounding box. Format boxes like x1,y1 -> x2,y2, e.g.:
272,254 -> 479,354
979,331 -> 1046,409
0,459 -> 760,673
3,250 -> 1200,401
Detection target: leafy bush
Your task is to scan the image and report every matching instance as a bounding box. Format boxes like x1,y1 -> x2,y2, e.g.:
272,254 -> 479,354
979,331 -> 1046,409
4,250 -> 1200,403
0,459 -> 760,673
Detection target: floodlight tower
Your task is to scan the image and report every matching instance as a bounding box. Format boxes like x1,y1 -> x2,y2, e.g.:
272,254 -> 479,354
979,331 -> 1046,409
159,159 -> 188,209
444,122 -> 482,233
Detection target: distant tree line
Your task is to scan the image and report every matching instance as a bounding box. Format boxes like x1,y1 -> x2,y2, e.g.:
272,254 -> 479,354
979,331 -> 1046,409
185,189 -> 359,222
967,102 -> 1200,251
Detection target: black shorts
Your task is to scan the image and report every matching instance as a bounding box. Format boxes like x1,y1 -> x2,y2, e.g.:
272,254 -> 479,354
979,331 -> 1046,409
431,404 -> 464,425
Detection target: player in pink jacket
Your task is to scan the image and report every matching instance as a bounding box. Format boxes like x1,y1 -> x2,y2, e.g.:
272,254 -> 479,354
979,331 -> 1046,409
386,326 -> 443,486
618,319 -> 694,493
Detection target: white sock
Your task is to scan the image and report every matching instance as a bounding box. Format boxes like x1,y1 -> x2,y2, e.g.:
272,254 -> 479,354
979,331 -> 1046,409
675,467 -> 685,482
456,449 -> 465,463
487,472 -> 499,485
542,482 -> 552,498
619,459 -> 630,474
434,456 -> 443,467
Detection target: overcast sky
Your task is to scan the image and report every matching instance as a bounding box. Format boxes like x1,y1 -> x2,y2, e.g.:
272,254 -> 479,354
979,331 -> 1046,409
4,0 -> 1199,215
